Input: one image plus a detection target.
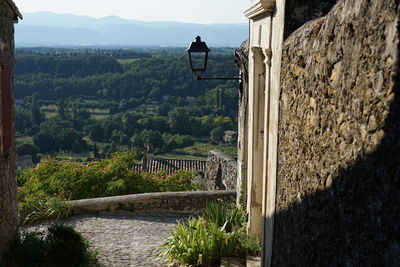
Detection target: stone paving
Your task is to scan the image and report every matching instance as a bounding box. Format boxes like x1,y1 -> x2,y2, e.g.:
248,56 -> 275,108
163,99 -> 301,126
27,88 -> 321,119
26,213 -> 185,267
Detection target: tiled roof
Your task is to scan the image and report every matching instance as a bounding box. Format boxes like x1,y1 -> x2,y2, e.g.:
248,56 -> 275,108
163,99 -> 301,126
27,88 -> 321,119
133,157 -> 206,175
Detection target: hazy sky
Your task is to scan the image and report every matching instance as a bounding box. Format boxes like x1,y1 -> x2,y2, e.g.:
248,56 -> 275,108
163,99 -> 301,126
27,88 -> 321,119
14,0 -> 249,24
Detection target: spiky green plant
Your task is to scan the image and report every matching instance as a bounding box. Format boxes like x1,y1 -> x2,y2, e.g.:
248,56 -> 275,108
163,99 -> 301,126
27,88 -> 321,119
19,194 -> 72,225
161,201 -> 261,266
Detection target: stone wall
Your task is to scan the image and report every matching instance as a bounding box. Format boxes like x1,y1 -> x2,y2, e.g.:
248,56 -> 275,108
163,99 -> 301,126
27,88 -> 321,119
0,0 -> 18,259
70,190 -> 236,215
273,0 -> 399,266
235,40 -> 249,205
204,150 -> 237,190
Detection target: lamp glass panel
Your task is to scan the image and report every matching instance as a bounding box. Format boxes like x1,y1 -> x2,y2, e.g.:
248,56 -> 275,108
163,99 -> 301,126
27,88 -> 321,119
190,51 -> 207,71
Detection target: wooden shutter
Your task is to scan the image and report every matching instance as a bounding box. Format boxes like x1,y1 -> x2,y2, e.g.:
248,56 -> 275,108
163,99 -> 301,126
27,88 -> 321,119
1,50 -> 12,153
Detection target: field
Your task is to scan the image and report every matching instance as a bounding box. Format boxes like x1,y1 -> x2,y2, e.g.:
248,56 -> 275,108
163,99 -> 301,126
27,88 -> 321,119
169,142 -> 237,159
41,104 -> 110,120
117,58 -> 141,65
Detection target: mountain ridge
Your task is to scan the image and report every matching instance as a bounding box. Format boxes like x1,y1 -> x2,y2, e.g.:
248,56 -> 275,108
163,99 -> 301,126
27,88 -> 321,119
16,12 -> 248,47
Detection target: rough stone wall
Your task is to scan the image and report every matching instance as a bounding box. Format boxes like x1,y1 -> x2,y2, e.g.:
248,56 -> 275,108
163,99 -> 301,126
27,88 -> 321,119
204,150 -> 237,190
284,0 -> 337,38
274,0 -> 399,266
0,0 -> 18,259
235,40 -> 249,205
70,190 -> 236,215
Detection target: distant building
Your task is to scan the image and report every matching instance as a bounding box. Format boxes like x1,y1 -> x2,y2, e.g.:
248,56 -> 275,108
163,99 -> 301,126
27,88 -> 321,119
133,156 -> 207,175
133,145 -> 206,174
16,154 -> 34,168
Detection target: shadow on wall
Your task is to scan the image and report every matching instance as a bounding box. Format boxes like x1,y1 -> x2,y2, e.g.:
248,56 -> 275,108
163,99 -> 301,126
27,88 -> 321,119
272,53 -> 400,265
284,0 -> 337,38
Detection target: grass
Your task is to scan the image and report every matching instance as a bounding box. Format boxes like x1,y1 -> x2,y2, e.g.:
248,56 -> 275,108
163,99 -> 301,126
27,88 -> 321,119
91,113 -> 110,120
16,135 -> 33,145
117,58 -> 141,65
173,142 -> 237,159
156,153 -> 206,160
54,151 -> 92,161
43,111 -> 58,119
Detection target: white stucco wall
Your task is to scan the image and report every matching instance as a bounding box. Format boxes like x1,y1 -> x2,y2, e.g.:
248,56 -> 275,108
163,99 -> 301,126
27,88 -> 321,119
244,1 -> 285,266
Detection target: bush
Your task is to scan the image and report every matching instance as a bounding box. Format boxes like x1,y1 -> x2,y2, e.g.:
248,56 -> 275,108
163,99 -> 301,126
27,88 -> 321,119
3,224 -> 99,267
18,151 -> 203,223
161,201 -> 260,266
16,143 -> 40,163
210,126 -> 225,143
19,194 -> 72,225
20,151 -> 202,201
46,224 -> 98,267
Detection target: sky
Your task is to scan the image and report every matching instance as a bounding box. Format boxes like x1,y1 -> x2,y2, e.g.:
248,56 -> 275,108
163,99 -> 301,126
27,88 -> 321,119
13,0 -> 249,24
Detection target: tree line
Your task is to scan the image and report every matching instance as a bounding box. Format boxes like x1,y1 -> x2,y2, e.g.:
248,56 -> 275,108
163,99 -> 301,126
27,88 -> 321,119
15,48 -> 239,159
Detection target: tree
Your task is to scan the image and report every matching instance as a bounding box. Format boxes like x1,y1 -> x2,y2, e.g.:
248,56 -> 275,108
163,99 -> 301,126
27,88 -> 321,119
84,123 -> 104,142
210,126 -> 225,143
33,132 -> 58,153
72,140 -> 83,154
16,143 -> 40,163
139,130 -> 164,150
168,107 -> 192,134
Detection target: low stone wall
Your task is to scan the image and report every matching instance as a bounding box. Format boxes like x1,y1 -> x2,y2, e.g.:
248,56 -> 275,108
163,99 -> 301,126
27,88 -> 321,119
204,150 -> 237,190
70,190 -> 236,215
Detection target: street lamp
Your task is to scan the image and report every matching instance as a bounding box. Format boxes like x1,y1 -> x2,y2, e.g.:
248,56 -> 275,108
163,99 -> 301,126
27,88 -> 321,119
186,36 -> 241,81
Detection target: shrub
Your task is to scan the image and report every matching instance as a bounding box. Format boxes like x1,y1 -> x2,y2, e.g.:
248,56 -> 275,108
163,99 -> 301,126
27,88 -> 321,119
45,224 -> 98,267
161,201 -> 260,266
4,231 -> 47,267
19,194 -> 72,225
204,201 -> 247,233
18,151 -> 203,223
19,151 -> 202,201
2,224 -> 99,267
210,126 -> 225,143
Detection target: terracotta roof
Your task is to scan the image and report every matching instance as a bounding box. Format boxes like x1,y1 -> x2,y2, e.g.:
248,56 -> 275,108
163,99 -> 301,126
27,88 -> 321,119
133,157 -> 206,175
5,0 -> 23,20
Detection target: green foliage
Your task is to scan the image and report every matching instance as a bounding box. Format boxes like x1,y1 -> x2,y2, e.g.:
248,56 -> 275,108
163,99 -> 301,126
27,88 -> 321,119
33,131 -> 58,152
204,201 -> 247,233
210,126 -> 225,143
19,194 -> 72,225
45,224 -> 98,267
161,201 -> 260,266
19,151 -> 202,202
16,143 -> 40,163
3,224 -> 99,267
15,51 -> 236,101
5,231 -> 47,267
14,48 -> 239,159
33,118 -> 86,153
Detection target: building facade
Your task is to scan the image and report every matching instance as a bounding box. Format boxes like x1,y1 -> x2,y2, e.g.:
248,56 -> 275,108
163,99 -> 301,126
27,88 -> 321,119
242,1 -> 285,266
241,0 -> 399,266
0,0 -> 21,259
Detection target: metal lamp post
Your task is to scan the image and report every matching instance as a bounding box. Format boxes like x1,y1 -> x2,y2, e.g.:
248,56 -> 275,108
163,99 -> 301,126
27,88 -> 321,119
186,36 -> 241,81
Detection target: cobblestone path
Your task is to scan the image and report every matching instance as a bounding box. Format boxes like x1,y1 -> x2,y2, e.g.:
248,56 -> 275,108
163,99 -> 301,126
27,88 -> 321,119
27,213 -> 184,267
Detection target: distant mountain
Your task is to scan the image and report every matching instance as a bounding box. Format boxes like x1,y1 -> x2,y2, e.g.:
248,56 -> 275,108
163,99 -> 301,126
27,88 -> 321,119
15,12 -> 248,47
